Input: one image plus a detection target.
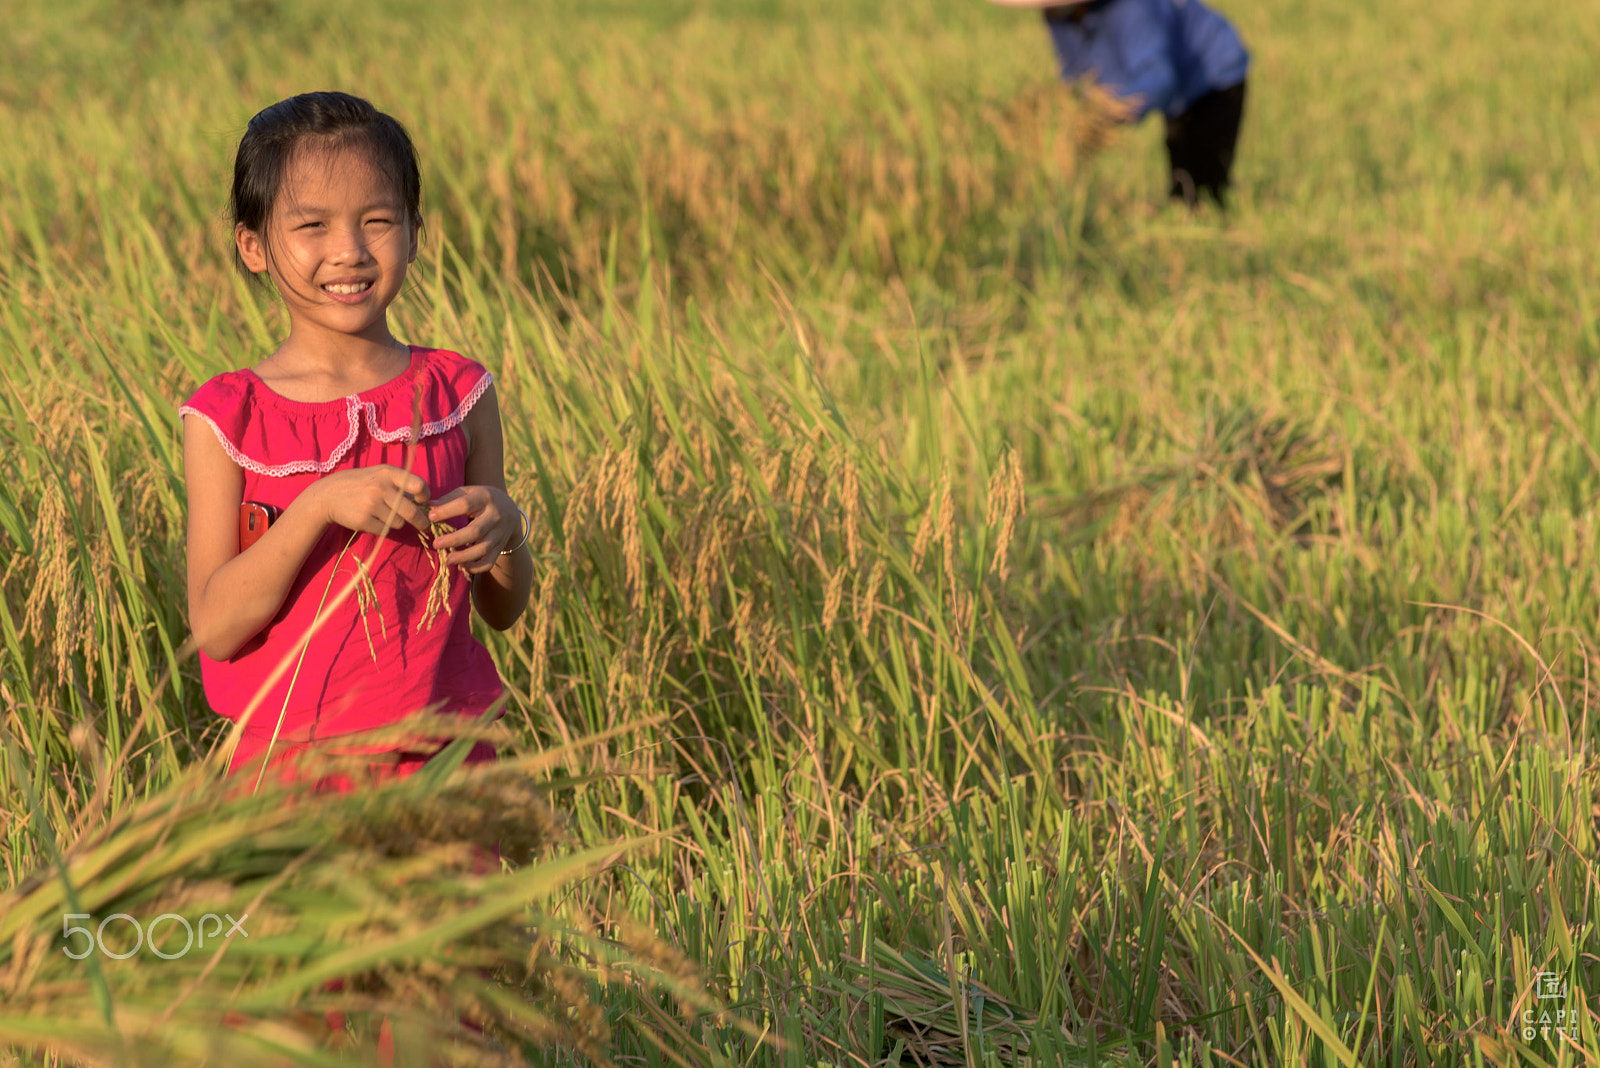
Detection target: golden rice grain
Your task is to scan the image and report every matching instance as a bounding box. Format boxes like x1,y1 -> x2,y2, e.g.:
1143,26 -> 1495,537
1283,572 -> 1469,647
910,494 -> 937,573
984,450 -> 1026,581
859,559 -> 888,634
840,457 -> 862,569
936,468 -> 957,594
416,521 -> 458,633
787,440 -> 816,511
350,554 -> 387,662
820,565 -> 845,635
527,570 -> 557,697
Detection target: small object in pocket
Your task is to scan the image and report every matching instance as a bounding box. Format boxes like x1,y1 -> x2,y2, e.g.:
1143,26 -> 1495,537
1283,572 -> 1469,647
240,501 -> 283,551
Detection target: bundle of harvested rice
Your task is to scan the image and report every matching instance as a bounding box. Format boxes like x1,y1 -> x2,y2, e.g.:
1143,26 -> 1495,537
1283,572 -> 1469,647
832,941 -> 1071,1067
0,726 -> 723,1067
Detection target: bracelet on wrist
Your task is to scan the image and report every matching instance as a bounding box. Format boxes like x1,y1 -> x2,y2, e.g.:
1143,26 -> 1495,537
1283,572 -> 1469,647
499,506 -> 530,556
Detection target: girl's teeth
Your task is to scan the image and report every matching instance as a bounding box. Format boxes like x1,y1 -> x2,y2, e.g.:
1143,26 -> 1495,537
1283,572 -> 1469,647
324,282 -> 371,294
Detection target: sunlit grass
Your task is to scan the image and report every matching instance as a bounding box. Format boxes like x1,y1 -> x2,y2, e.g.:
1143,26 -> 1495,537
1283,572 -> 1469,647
4,0 -> 1600,1063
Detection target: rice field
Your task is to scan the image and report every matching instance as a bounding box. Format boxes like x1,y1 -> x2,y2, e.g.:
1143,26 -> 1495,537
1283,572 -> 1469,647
3,0 -> 1600,1063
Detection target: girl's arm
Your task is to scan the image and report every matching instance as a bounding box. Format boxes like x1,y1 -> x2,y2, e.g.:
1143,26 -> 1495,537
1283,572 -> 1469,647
183,418 -> 434,660
425,384 -> 533,631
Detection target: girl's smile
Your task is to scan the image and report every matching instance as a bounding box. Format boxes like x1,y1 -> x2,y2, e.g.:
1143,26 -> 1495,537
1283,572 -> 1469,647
321,277 -> 377,302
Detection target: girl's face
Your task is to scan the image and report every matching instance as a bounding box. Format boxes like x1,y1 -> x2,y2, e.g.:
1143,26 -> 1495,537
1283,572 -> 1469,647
236,144 -> 418,348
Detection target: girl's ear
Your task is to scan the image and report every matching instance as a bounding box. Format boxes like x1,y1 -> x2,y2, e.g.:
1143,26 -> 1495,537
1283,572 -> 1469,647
236,223 -> 269,274
406,216 -> 420,265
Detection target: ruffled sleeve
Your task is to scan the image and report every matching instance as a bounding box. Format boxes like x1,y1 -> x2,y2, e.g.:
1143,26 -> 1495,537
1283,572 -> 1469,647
179,372 -> 366,478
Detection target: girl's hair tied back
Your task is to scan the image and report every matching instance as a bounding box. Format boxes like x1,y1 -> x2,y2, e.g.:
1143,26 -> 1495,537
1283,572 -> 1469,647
229,91 -> 422,278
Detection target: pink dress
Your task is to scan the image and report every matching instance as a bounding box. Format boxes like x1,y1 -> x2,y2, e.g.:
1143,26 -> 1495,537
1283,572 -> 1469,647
180,346 -> 504,776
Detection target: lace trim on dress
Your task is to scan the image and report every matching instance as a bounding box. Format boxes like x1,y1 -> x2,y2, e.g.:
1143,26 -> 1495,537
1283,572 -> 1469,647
365,370 -> 495,444
180,371 -> 495,477
179,396 -> 365,478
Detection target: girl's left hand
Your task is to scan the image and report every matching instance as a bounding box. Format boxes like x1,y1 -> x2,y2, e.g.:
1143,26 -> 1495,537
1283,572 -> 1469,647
426,486 -> 522,574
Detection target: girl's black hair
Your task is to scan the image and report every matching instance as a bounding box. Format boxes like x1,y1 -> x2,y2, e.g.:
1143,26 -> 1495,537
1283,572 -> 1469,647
229,91 -> 421,277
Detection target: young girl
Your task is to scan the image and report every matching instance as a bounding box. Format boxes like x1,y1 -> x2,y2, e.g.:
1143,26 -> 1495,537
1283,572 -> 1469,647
181,91 -> 533,785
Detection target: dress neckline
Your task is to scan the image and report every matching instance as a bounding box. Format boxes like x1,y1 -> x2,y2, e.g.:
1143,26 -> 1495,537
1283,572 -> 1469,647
239,346 -> 424,412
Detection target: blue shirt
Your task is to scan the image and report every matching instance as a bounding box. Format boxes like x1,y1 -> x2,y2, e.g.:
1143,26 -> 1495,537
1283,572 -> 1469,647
1045,0 -> 1249,120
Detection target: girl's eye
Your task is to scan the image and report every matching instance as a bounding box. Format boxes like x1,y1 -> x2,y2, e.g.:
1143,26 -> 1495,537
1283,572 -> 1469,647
297,222 -> 324,231
365,218 -> 393,227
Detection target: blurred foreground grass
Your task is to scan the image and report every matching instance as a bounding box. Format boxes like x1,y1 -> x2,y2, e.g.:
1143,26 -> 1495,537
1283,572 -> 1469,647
4,0 -> 1600,1063
0,729 -> 732,1066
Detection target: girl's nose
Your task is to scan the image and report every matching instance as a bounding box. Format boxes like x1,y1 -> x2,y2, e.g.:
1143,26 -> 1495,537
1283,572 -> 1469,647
328,225 -> 373,264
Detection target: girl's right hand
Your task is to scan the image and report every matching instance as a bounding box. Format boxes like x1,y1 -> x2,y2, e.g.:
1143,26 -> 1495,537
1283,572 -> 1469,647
311,465 -> 433,536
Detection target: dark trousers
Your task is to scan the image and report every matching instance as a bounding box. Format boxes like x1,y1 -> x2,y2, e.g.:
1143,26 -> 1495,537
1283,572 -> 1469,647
1164,79 -> 1247,208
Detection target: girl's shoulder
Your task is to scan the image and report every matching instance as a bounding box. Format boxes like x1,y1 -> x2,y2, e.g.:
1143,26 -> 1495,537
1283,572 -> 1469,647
408,347 -> 496,430
347,345 -> 498,459
179,367 -> 256,420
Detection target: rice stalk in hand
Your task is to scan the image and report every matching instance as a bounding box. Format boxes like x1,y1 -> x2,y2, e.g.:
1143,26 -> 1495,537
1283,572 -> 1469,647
417,520 -> 458,633
403,379 -> 456,635
1070,80 -> 1135,155
349,554 -> 386,664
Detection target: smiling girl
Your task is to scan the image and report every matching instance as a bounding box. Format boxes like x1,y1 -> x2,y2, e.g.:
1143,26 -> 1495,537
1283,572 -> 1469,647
180,91 -> 532,785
